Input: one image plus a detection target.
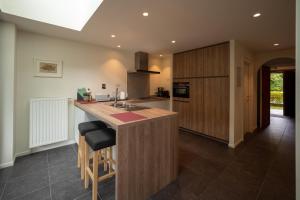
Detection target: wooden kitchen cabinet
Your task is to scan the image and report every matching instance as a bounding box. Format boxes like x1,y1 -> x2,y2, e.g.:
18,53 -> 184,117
203,43 -> 229,77
173,79 -> 205,133
173,42 -> 229,78
173,99 -> 191,129
189,79 -> 205,133
173,50 -> 197,78
204,77 -> 229,141
173,53 -> 184,78
172,42 -> 229,142
173,77 -> 229,141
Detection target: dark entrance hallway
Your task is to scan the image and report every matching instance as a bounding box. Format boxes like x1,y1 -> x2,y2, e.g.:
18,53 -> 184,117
258,58 -> 295,128
150,117 -> 295,200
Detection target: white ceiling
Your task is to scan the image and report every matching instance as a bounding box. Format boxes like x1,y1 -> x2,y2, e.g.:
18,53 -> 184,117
0,0 -> 295,54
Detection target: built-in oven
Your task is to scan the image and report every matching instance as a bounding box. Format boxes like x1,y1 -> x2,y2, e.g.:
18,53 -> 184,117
173,82 -> 190,98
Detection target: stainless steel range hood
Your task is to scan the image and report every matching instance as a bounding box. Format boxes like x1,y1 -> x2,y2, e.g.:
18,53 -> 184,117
134,52 -> 160,74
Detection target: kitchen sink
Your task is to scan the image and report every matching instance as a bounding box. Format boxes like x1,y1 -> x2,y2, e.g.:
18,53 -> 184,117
110,102 -> 150,111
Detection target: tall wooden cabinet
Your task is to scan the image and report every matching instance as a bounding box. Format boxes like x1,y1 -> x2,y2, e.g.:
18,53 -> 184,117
203,77 -> 229,140
173,42 -> 229,142
173,51 -> 197,78
203,43 -> 229,77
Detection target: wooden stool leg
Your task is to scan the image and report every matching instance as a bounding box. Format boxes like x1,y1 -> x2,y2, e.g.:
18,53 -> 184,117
80,136 -> 85,180
92,151 -> 99,200
77,135 -> 81,168
84,141 -> 90,189
103,148 -> 107,171
108,147 -> 113,173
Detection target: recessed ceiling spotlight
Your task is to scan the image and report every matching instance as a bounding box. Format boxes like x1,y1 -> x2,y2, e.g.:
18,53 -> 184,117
171,40 -> 176,44
253,13 -> 261,18
273,43 -> 280,46
111,34 -> 116,38
159,54 -> 163,57
117,45 -> 121,48
142,12 -> 149,17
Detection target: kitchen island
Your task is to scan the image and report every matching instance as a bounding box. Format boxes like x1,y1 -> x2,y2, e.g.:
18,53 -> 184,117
74,101 -> 178,200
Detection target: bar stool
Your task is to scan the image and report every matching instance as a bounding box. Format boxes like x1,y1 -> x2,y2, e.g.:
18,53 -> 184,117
84,128 -> 116,200
78,121 -> 107,180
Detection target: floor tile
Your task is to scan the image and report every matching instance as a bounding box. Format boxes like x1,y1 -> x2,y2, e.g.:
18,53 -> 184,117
49,159 -> 80,184
51,178 -> 91,200
2,170 -> 49,200
11,186 -> 51,200
184,156 -> 226,177
175,167 -> 215,196
257,175 -> 295,200
47,145 -> 76,167
71,144 -> 79,154
0,168 -> 12,183
0,182 -> 6,200
150,181 -> 198,200
98,177 -> 115,200
199,169 -> 261,200
10,152 -> 48,179
74,191 -> 101,200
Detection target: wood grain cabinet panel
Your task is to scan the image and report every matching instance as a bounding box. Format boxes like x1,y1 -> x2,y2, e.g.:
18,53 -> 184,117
195,49 -> 205,77
203,43 -> 229,77
172,79 -> 192,129
204,77 -> 229,141
173,100 -> 190,129
190,79 -> 205,133
173,51 -> 197,78
184,50 -> 197,77
173,79 -> 204,133
173,53 -> 184,78
172,42 -> 230,142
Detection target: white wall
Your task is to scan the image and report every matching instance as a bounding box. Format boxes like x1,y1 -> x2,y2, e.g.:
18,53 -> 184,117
229,40 -> 254,148
254,49 -> 295,72
0,22 -> 16,168
15,31 -> 134,155
296,0 -> 299,198
149,54 -> 172,95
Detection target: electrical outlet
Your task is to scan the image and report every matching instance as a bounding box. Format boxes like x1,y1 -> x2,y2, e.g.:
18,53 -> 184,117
102,83 -> 106,89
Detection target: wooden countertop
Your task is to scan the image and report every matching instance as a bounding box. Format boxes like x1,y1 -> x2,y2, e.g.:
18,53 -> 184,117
74,101 -> 177,128
127,96 -> 170,103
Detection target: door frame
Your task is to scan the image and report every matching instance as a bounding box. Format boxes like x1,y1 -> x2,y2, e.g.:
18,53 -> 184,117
242,58 -> 255,135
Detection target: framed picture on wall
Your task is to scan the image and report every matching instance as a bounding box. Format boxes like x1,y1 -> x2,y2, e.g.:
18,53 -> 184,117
34,58 -> 63,78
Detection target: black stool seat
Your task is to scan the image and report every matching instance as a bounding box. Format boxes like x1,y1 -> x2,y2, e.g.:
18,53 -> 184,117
85,128 -> 116,151
78,121 -> 107,136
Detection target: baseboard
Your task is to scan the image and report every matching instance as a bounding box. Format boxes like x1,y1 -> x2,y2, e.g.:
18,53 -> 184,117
0,160 -> 14,169
179,127 -> 229,144
228,138 -> 243,148
15,139 -> 76,158
0,140 -> 76,169
30,139 -> 76,154
15,150 -> 32,158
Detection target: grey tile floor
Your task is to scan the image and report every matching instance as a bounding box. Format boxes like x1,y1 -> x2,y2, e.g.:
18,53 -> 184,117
150,116 -> 295,200
0,144 -> 114,200
0,116 -> 295,200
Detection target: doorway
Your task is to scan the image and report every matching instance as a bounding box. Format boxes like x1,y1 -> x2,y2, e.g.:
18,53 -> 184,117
258,57 -> 296,129
270,72 -> 284,116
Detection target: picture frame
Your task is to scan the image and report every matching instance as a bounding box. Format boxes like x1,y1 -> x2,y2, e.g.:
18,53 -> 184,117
34,58 -> 63,78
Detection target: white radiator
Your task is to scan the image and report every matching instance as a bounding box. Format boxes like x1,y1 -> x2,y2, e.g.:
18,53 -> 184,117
29,97 -> 69,148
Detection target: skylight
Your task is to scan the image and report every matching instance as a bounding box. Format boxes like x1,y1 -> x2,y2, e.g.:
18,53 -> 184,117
0,0 -> 103,31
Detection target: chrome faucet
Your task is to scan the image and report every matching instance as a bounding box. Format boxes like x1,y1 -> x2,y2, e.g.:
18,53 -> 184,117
114,87 -> 119,105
